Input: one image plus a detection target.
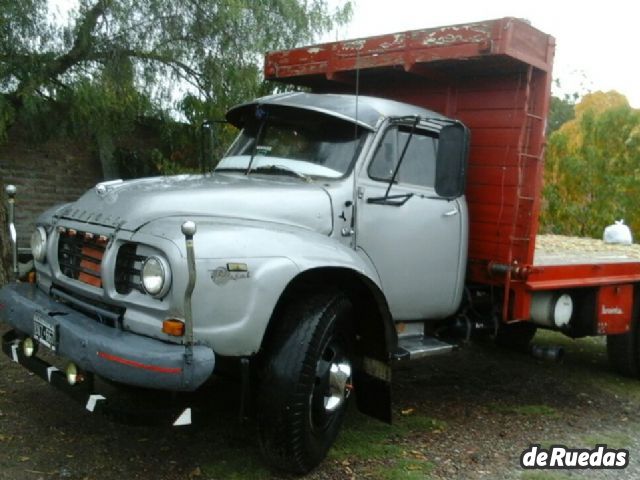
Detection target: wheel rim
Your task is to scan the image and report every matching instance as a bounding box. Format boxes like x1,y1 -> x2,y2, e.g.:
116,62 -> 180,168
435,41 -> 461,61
310,340 -> 352,431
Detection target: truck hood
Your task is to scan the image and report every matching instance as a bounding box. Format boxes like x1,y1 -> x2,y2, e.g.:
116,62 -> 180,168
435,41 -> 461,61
55,173 -> 334,234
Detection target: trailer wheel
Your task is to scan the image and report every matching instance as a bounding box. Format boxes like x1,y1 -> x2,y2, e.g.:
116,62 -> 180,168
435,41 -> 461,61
494,321 -> 537,351
256,292 -> 354,474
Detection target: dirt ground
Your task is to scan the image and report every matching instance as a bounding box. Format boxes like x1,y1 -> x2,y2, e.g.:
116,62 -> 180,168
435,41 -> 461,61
2,324 -> 640,480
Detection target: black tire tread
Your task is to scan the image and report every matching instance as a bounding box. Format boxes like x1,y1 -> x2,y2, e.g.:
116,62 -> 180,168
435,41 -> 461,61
607,331 -> 638,377
257,291 -> 351,474
606,290 -> 640,378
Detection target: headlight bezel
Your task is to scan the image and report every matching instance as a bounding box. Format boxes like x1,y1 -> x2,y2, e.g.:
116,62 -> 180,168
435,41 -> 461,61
140,255 -> 172,298
30,226 -> 48,263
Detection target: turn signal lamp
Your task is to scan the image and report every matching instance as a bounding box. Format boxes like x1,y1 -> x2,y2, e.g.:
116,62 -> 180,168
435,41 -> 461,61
162,319 -> 185,337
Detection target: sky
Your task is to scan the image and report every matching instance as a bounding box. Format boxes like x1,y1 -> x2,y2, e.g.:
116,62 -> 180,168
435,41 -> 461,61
326,0 -> 640,107
48,0 -> 639,108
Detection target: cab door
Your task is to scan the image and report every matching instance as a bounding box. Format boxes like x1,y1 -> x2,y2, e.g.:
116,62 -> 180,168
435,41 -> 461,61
356,122 -> 467,321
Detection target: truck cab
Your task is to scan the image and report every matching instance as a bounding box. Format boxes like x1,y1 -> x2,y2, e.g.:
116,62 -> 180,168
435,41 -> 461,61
222,92 -> 469,321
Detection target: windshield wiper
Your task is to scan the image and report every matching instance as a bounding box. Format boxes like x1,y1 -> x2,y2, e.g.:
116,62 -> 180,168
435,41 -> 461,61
252,164 -> 312,182
245,108 -> 267,175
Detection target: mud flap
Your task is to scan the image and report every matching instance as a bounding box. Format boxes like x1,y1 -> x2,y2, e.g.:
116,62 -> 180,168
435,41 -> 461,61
353,357 -> 392,423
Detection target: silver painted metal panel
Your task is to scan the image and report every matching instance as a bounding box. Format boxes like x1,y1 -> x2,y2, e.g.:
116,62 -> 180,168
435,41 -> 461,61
55,173 -> 334,234
13,92 -> 470,360
355,119 -> 468,320
356,176 -> 465,320
226,92 -> 447,131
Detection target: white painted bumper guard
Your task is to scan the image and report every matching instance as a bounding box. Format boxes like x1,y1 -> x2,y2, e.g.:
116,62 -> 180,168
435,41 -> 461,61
10,339 -> 192,426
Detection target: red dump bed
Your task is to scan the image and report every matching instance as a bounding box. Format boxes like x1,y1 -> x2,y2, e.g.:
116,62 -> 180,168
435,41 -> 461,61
264,18 -> 640,321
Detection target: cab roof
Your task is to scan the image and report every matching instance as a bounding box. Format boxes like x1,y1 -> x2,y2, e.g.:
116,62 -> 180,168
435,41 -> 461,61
225,92 -> 449,131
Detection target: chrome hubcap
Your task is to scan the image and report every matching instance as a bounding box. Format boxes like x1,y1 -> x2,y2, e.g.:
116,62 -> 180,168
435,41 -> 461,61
324,362 -> 352,412
311,341 -> 352,430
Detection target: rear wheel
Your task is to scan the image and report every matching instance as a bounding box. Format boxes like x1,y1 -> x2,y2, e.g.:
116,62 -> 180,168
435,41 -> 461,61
256,292 -> 354,474
607,331 -> 639,377
606,292 -> 640,377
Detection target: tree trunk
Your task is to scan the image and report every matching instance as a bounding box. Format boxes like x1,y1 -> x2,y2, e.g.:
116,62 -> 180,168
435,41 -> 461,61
0,187 -> 11,286
96,130 -> 119,179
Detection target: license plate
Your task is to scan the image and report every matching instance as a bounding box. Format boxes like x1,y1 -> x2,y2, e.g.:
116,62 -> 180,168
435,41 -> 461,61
33,312 -> 58,352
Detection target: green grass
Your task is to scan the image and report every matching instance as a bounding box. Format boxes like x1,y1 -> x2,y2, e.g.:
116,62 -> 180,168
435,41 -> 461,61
532,330 -> 640,402
521,472 -> 573,480
536,431 -> 632,452
201,447 -> 271,480
380,457 -> 433,480
579,431 -> 632,450
328,410 -> 439,478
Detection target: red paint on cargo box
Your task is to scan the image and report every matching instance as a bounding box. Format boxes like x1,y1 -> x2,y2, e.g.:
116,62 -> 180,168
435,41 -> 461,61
597,284 -> 633,335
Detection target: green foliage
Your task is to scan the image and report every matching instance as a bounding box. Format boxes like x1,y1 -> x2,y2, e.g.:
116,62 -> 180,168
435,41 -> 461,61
0,0 -> 351,148
541,91 -> 640,238
547,93 -> 576,135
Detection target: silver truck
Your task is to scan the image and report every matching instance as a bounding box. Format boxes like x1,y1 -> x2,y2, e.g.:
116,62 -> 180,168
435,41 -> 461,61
1,92 -> 469,472
8,18 -> 636,475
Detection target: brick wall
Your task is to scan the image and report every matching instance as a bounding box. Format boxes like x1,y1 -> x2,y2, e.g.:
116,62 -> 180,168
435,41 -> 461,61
0,129 -> 103,247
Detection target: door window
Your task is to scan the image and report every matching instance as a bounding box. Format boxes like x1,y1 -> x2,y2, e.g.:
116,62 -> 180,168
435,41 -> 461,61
368,126 -> 438,188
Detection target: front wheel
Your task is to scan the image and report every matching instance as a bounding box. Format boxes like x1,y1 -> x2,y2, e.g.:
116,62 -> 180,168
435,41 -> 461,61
256,292 -> 354,474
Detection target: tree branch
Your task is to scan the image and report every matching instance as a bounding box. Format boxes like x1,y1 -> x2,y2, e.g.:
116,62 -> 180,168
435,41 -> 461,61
88,48 -> 205,92
51,0 -> 112,78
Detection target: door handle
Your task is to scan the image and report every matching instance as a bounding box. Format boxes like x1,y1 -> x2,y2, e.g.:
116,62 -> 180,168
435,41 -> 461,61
443,209 -> 458,217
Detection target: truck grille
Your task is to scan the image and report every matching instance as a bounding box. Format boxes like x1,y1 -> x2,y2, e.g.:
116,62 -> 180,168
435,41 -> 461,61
115,243 -> 147,294
51,285 -> 124,328
58,229 -> 108,287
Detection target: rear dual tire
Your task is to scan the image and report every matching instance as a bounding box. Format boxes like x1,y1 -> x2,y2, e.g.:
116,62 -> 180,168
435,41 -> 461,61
607,292 -> 640,377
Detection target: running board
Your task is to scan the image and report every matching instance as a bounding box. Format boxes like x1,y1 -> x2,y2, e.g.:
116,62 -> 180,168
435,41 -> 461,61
393,335 -> 456,362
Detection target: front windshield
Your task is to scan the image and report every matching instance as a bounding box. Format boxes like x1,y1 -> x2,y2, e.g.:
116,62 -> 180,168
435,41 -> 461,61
217,106 -> 368,179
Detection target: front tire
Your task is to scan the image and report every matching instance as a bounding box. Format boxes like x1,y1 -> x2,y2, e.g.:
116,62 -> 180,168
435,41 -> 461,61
257,292 -> 354,474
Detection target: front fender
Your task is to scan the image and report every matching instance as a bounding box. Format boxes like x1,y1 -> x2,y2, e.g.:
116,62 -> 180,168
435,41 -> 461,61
138,217 -> 383,356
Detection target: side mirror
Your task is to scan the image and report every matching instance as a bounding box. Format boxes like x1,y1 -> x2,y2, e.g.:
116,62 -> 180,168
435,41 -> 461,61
435,123 -> 469,199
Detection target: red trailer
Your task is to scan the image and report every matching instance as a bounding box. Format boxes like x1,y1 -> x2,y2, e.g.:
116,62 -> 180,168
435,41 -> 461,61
265,17 -> 640,357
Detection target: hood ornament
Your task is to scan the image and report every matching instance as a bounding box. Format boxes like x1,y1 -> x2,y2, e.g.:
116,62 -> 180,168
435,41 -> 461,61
95,179 -> 124,196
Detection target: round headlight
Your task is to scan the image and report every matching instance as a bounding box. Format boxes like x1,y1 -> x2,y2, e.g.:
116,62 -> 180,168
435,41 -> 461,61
141,256 -> 171,298
30,226 -> 47,263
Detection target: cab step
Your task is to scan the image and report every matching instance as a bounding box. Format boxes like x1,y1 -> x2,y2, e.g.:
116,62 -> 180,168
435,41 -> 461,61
393,335 -> 456,362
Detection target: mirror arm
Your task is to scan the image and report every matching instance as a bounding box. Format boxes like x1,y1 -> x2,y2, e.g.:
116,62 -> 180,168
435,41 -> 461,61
367,193 -> 414,206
